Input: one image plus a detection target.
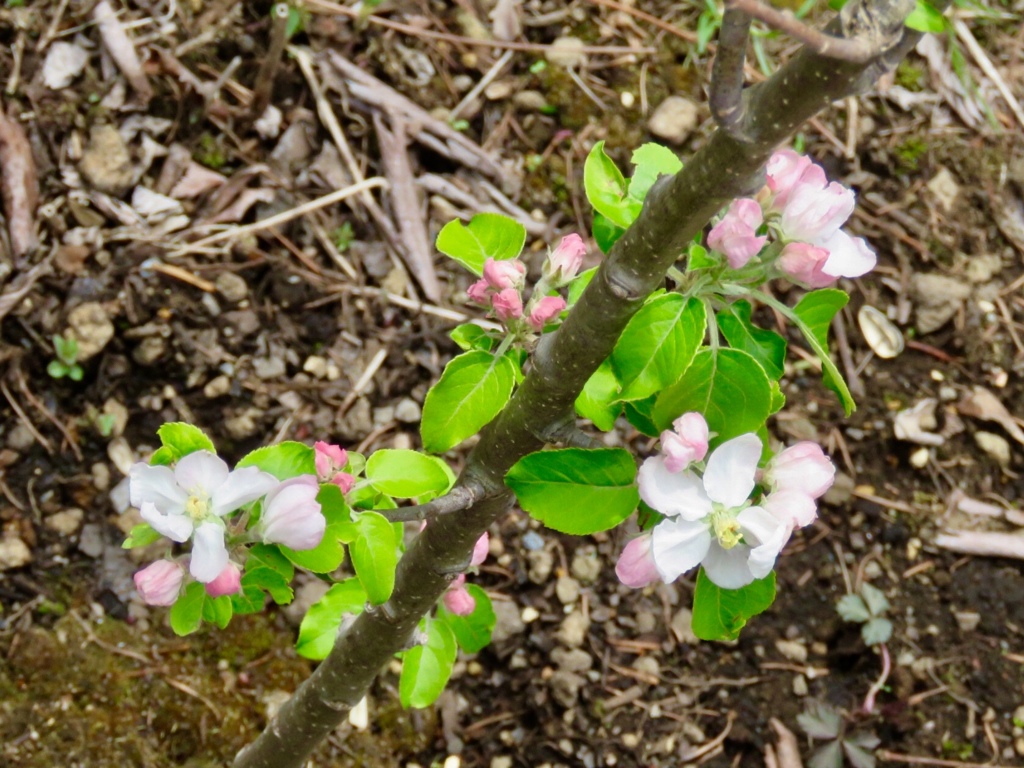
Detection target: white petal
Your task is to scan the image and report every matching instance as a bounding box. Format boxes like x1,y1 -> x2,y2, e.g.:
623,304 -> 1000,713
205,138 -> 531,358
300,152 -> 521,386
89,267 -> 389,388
738,506 -> 789,579
651,517 -> 712,582
174,450 -> 229,495
702,433 -> 763,507
638,456 -> 713,521
129,463 -> 188,514
763,490 -> 818,528
701,541 -> 755,589
819,230 -> 876,278
190,522 -> 228,583
139,501 -> 193,542
209,466 -> 279,517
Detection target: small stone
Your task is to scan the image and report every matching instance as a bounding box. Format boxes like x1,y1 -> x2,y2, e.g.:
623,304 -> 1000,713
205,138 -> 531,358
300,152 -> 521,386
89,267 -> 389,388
106,437 -> 135,476
548,670 -> 586,707
620,91 -> 635,108
395,398 -> 422,424
670,608 -> 699,645
823,471 -> 855,506
632,656 -> 660,679
492,600 -> 526,643
303,356 -> 328,379
647,97 -> 699,144
373,405 -> 395,426
775,639 -> 808,663
7,423 -> 35,451
546,37 -> 586,68
975,431 -> 1011,468
522,531 -> 545,551
253,356 -> 286,380
527,548 -> 554,584
45,508 -> 84,535
132,336 -> 165,365
910,273 -> 972,334
79,124 -> 135,196
42,41 -> 90,90
0,535 -> 32,570
551,647 -> 593,673
204,375 -> 231,398
1016,736 -> 1024,757
225,408 -> 262,439
555,576 -> 580,605
910,446 -> 931,468
570,545 -> 601,584
621,734 -> 640,749
635,611 -> 657,634
521,605 -> 540,623
512,90 -> 547,111
491,758 -> 514,768
792,674 -> 809,696
954,611 -> 981,632
67,301 -> 114,360
926,167 -> 960,213
556,610 -> 591,648
863,560 -> 883,580
215,271 -> 249,302
91,462 -> 110,492
484,80 -> 514,100
77,523 -> 105,558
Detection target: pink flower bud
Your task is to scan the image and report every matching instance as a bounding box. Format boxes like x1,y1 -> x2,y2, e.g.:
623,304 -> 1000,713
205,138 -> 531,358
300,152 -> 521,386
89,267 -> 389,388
466,278 -> 491,305
482,258 -> 526,291
260,476 -> 325,550
491,288 -> 523,321
314,441 -> 348,480
661,412 -> 710,472
330,471 -> 355,494
527,295 -> 566,331
443,574 -> 476,616
205,562 -> 242,598
546,233 -> 586,284
471,532 -> 489,567
615,533 -> 661,589
779,181 -> 855,243
765,150 -> 826,210
778,242 -> 835,288
707,198 -> 768,268
765,442 -> 835,500
134,560 -> 184,606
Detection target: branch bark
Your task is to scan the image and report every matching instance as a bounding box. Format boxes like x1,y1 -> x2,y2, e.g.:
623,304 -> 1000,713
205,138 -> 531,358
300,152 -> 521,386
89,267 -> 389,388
234,2 -> 924,765
710,8 -> 752,138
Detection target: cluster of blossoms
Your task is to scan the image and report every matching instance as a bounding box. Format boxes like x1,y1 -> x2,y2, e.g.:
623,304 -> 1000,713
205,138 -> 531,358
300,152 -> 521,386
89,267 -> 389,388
616,412 -> 835,590
707,150 -> 876,288
467,233 -> 587,333
442,532 -> 490,615
132,442 -> 349,607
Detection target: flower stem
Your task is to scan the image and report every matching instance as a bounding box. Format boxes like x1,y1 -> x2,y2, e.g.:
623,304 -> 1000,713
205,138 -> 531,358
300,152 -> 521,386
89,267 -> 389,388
862,642 -> 891,714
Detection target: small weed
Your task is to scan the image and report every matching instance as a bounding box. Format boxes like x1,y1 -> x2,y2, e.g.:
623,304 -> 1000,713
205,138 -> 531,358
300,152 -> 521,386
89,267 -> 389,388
799,701 -> 880,768
48,335 -> 84,381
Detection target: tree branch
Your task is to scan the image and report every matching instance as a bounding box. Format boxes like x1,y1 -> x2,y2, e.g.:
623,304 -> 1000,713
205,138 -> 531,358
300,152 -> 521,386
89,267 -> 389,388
234,3 -> 926,766
373,485 -> 481,523
710,8 -> 752,138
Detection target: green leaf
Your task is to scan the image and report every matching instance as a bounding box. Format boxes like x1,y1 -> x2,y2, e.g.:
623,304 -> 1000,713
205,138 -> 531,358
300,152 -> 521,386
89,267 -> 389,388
350,511 -> 399,605
68,365 -> 84,382
792,289 -> 855,415
716,301 -> 787,381
122,523 -> 162,549
583,141 -> 636,228
295,579 -> 367,660
574,359 -> 622,431
809,741 -> 844,768
236,441 -> 316,480
169,582 -> 206,636
627,143 -> 682,203
450,323 -> 496,352
365,449 -> 454,499
157,423 -> 216,459
420,351 -> 517,454
592,212 -> 625,254
505,448 -> 639,535
691,568 -> 776,641
860,582 -> 890,616
280,483 -> 351,573
687,242 -> 717,270
202,594 -> 233,629
623,396 -> 660,437
438,584 -> 496,653
243,544 -> 295,604
612,294 -> 706,401
47,360 -> 68,378
904,0 -> 947,32
399,618 -> 458,709
567,267 -> 598,306
769,380 -> 786,415
836,594 -> 870,623
798,701 -> 843,739
861,617 -> 893,646
652,348 -> 772,444
435,213 -> 527,275
149,446 -> 177,466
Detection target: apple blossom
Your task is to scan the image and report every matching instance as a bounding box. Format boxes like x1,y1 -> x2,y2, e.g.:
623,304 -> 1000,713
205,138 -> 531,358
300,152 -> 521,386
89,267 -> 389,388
314,440 -> 355,493
466,278 -> 491,305
206,562 -> 242,598
482,258 -> 526,291
615,533 -> 660,588
660,412 -> 710,472
707,198 -> 768,268
443,574 -> 476,616
762,442 -> 835,500
815,229 -> 877,279
778,180 -> 855,243
129,451 -> 278,583
545,233 -> 587,285
527,295 -> 566,331
134,559 -> 184,606
259,475 -> 325,550
778,241 -> 834,288
492,288 -> 524,321
765,150 -> 826,210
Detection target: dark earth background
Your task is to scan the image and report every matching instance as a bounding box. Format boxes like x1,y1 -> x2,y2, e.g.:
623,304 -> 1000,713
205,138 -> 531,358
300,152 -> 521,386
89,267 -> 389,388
1,1 -> 1024,766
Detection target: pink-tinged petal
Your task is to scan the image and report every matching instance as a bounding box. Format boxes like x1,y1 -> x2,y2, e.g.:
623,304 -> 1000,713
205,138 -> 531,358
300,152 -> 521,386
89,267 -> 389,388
482,258 -> 526,291
780,181 -> 855,242
139,501 -> 194,543
651,517 -> 712,582
662,412 -> 710,471
174,450 -> 229,496
209,466 -> 279,517
491,288 -> 523,321
819,230 -> 876,279
702,433 -> 763,508
466,279 -> 491,305
190,521 -> 228,583
778,241 -> 835,288
314,441 -> 347,479
637,456 -> 713,521
330,471 -> 355,494
701,541 -> 755,589
133,560 -> 184,606
615,533 -> 661,588
547,233 -> 587,284
738,505 -> 790,579
527,295 -> 566,331
129,463 -> 188,514
205,562 -> 242,598
471,532 -> 490,567
766,442 -> 835,499
766,151 -> 824,210
707,199 -> 768,269
260,476 -> 325,550
763,490 -> 818,529
443,584 -> 476,616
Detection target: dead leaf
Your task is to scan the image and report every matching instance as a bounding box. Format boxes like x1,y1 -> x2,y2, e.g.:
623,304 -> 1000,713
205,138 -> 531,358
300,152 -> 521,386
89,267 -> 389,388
490,0 -> 522,42
170,163 -> 227,199
958,385 -> 1024,445
769,718 -> 804,768
0,108 -> 39,259
93,0 -> 153,103
204,187 -> 276,225
893,399 -> 945,446
42,41 -> 90,90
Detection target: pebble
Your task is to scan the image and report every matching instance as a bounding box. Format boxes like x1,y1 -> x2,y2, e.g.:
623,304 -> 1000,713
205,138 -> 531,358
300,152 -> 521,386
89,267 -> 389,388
215,271 -> 249,303
521,605 -> 540,623
512,90 -> 547,111
45,508 -> 85,536
527,549 -> 554,584
491,758 -> 514,768
225,408 -> 261,439
253,356 -> 286,380
954,611 -> 981,632
621,734 -> 640,749
204,375 -> 232,398
67,301 -> 115,360
6,423 -> 34,451
775,639 -> 808,663
522,531 -> 545,551
132,336 -> 165,365
491,600 -> 526,643
570,545 -> 601,584
79,124 -> 135,196
635,611 -> 657,634
546,37 -> 586,68
792,674 -> 809,696
551,647 -> 593,673
863,560 -> 883,580
910,273 -> 972,334
975,431 -> 1011,468
484,80 -> 514,100
106,437 -> 135,476
556,610 -> 591,648
823,471 -> 855,506
632,656 -> 660,679
395,398 -> 422,424
0,535 -> 32,570
670,608 -> 699,645
77,523 -> 105,558
303,356 -> 329,379
549,670 -> 586,707
909,446 -> 931,468
91,462 -> 110,492
647,96 -> 699,144
555,576 -> 580,605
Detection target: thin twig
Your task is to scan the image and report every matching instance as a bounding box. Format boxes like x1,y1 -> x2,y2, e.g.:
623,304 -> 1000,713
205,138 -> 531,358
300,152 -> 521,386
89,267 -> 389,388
373,486 -> 479,523
584,0 -> 698,44
250,3 -> 290,119
876,751 -> 1018,768
449,50 -> 514,122
710,8 -> 752,138
952,18 -> 1024,128
339,347 -> 388,416
1,379 -> 53,455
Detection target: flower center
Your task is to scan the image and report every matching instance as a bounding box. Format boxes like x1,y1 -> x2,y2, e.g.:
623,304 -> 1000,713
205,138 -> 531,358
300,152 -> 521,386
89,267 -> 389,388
185,494 -> 211,521
710,507 -> 743,550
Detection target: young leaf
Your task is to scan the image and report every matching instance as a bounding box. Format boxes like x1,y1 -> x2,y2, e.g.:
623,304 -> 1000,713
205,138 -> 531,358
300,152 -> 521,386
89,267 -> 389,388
295,579 -> 367,660
836,594 -> 871,623
421,351 -> 517,454
859,582 -> 890,617
841,740 -> 878,768
437,584 -> 496,653
691,568 -> 776,641
623,396 -> 660,437
243,544 -> 295,604
592,212 -> 625,254
435,213 -> 526,275
365,449 -> 455,499
904,0 -> 947,33
567,267 -> 598,306
809,740 -> 844,768
612,294 -> 706,402
350,511 -> 399,605
236,441 -> 316,480
627,142 -> 682,202
157,422 -> 216,459
202,594 -> 233,629
169,582 -> 206,636
122,523 -> 162,549
574,359 -> 622,432
505,448 -> 639,535
583,141 -> 636,228
652,348 -> 772,444
716,301 -> 787,381
450,323 -> 496,352
861,617 -> 893,646
792,290 -> 856,415
399,618 -> 458,709
280,483 -> 352,573
798,701 -> 844,740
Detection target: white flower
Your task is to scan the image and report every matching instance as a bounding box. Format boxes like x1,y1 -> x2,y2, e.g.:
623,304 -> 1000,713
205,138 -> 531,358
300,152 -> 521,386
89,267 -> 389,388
129,450 -> 277,583
641,433 -> 791,589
